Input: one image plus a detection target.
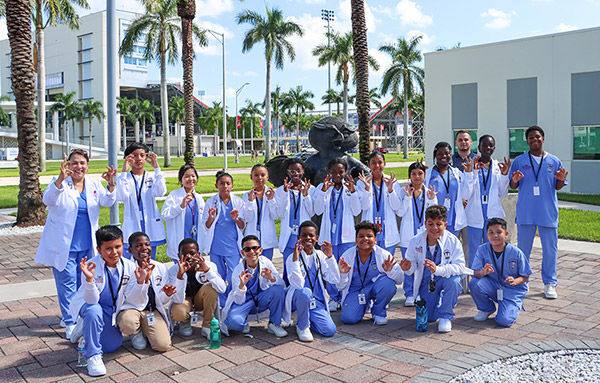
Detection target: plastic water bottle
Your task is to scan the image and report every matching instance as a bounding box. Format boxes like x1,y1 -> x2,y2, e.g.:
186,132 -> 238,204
77,338 -> 87,367
415,299 -> 428,332
209,317 -> 221,349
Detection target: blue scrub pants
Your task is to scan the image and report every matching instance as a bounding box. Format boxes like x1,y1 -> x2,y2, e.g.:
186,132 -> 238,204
469,277 -> 525,327
377,241 -> 397,257
224,285 -> 285,331
446,226 -> 459,237
211,251 -> 243,306
292,288 -> 336,336
418,275 -> 461,322
341,276 -> 397,324
53,248 -> 93,326
517,225 -> 558,285
282,233 -> 299,285
261,248 -> 274,260
467,225 -> 489,268
79,303 -> 122,358
400,247 -> 414,299
326,243 -> 354,303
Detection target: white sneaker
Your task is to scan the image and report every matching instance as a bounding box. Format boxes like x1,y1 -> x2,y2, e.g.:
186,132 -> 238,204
373,315 -> 387,326
438,319 -> 452,333
328,300 -> 338,312
404,297 -> 415,307
242,324 -> 250,334
87,354 -> 106,377
60,319 -> 66,328
220,322 -> 230,337
69,321 -> 84,344
179,321 -> 193,337
474,310 -> 494,322
267,322 -> 288,338
296,326 -> 313,342
544,284 -> 558,299
131,331 -> 147,350
65,324 -> 76,340
200,327 -> 210,340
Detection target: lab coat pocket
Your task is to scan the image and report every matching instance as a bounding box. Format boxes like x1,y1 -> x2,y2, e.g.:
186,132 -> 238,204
44,218 -> 71,253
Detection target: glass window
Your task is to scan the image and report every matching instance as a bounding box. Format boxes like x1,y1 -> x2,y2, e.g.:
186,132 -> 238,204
509,128 -> 528,158
137,59 -> 146,66
137,46 -> 146,54
573,126 -> 600,160
453,129 -> 478,154
81,62 -> 92,80
80,34 -> 92,50
124,56 -> 136,65
81,80 -> 92,99
81,49 -> 92,62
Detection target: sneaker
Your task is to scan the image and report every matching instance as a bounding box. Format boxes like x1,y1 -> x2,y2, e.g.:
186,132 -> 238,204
200,327 -> 210,340
69,321 -> 84,344
438,319 -> 452,333
544,284 -> 558,299
87,354 -> 106,377
404,297 -> 415,307
65,324 -> 76,340
474,310 -> 494,322
179,321 -> 193,337
328,300 -> 338,312
220,322 -> 230,337
373,315 -> 387,326
60,319 -> 66,328
131,331 -> 147,350
242,324 -> 250,334
296,326 -> 313,342
267,322 -> 288,338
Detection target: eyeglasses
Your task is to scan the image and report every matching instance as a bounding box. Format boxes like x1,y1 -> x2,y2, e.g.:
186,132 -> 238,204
242,246 -> 260,252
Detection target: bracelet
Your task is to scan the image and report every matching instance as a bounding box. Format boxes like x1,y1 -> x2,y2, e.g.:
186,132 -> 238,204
107,183 -> 116,187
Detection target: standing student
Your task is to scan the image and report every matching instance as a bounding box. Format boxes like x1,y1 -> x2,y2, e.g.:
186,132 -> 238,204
35,149 -> 116,340
469,218 -> 532,327
161,165 -> 205,261
426,142 -> 467,236
356,151 -> 402,255
397,161 -> 439,307
462,135 -> 511,267
117,232 -> 179,352
284,221 -> 340,342
337,222 -> 404,326
313,158 -> 360,311
509,125 -> 568,299
116,143 -> 166,260
243,164 -> 278,260
401,205 -> 469,333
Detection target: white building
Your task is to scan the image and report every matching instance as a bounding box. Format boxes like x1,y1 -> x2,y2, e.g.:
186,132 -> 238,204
424,27 -> 600,194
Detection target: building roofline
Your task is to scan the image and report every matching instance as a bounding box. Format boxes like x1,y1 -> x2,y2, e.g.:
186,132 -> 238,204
369,97 -> 396,121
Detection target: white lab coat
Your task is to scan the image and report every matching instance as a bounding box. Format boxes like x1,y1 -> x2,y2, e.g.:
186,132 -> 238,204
404,230 -> 473,300
200,194 -> 250,255
167,260 -> 227,305
116,169 -> 167,244
313,184 -> 361,244
461,160 -> 510,229
276,185 -> 316,250
35,177 -> 116,271
242,191 -> 279,250
283,249 -> 340,324
161,187 -> 206,260
425,167 -> 467,231
397,187 -> 438,248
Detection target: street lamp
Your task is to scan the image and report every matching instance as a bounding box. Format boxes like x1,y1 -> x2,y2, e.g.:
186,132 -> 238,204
321,9 -> 334,117
235,82 -> 250,164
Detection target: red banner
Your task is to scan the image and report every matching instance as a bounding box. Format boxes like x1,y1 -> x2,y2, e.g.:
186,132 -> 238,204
236,116 -> 241,129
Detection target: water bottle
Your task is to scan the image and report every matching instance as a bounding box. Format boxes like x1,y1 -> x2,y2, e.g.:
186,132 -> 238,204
77,338 -> 87,367
415,299 -> 428,332
209,317 -> 221,349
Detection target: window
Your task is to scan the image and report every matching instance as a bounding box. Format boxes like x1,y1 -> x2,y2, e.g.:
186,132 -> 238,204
81,81 -> 92,99
81,62 -> 92,80
573,126 -> 600,160
80,34 -> 92,50
81,49 -> 92,62
451,83 -> 477,130
509,128 -> 528,158
137,59 -> 146,66
453,129 -> 478,154
124,56 -> 136,65
137,46 -> 146,54
507,78 -> 537,128
46,72 -> 63,89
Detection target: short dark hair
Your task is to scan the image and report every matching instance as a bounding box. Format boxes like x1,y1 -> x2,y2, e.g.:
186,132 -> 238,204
299,220 -> 318,234
526,125 -> 545,139
216,170 -> 233,183
327,157 -> 347,171
455,130 -> 471,138
408,161 -> 427,176
67,149 -> 89,162
96,225 -> 123,247
124,142 -> 149,158
433,141 -> 452,159
178,164 -> 198,183
355,221 -> 380,235
241,235 -> 260,248
178,238 -> 199,253
284,157 -> 306,170
425,205 -> 447,221
128,231 -> 149,247
368,151 -> 385,163
487,217 -> 507,231
250,164 -> 268,178
478,134 -> 495,146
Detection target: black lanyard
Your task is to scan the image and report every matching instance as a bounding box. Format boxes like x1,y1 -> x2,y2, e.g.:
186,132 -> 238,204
244,260 -> 261,307
426,244 -> 440,265
331,188 -> 342,220
435,166 -> 450,195
355,249 -> 373,290
131,171 -> 146,209
105,259 -> 125,311
412,188 -> 426,226
490,244 -> 506,284
290,190 -> 301,222
255,197 -> 262,234
372,181 -> 383,215
299,252 -> 321,292
528,152 -> 545,185
480,165 -> 492,195
187,197 -> 197,225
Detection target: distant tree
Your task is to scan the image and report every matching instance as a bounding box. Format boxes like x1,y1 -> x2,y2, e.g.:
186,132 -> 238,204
0,95 -> 11,126
239,99 -> 263,152
169,95 -> 185,156
117,96 -> 134,150
321,89 -> 343,116
136,99 -> 159,144
81,99 -> 104,159
49,91 -> 82,154
282,86 -> 314,153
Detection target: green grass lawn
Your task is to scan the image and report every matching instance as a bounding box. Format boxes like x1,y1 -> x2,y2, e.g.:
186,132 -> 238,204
558,208 -> 600,242
557,193 -> 600,206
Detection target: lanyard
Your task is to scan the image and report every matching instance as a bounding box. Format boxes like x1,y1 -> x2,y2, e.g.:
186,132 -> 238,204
255,197 -> 262,233
299,252 -> 321,292
490,244 -> 506,284
331,188 -> 342,220
290,190 -> 301,222
412,187 -> 426,227
372,181 -> 383,215
528,152 -> 545,185
355,249 -> 373,291
131,171 -> 146,209
435,166 -> 450,195
244,260 -> 261,307
426,244 -> 440,265
105,259 -> 124,311
480,165 -> 492,195
187,197 -> 197,225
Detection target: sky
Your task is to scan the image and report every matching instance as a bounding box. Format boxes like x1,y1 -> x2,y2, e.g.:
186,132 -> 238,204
1,0 -> 600,113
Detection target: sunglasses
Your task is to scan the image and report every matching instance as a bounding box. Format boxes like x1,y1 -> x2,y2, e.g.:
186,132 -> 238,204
242,246 -> 260,252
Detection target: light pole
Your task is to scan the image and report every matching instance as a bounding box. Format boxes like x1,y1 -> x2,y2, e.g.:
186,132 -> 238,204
321,9 -> 334,117
235,82 -> 250,164
107,0 -> 119,226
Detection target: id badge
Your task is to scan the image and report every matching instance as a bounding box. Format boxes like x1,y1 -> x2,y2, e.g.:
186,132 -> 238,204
358,293 -> 366,305
292,224 -> 299,235
332,223 -> 337,233
190,311 -> 198,325
481,195 -> 488,205
146,312 -> 156,326
533,185 -> 540,196
112,312 -> 117,327
497,288 -> 503,301
443,197 -> 451,209
429,278 -> 436,293
191,226 -> 197,235
310,297 -> 317,310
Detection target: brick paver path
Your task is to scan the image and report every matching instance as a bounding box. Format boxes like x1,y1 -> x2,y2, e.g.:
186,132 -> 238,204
0,233 -> 51,285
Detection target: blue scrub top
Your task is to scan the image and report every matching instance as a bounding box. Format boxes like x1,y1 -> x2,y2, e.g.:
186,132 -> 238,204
411,191 -> 426,236
184,198 -> 199,241
256,197 -> 263,232
210,199 -> 238,256
509,152 -> 566,228
421,244 -> 442,286
302,255 -> 326,304
471,243 -> 532,292
330,188 -> 344,246
349,252 -> 380,292
99,267 -> 120,317
478,168 -> 490,220
244,268 -> 260,304
429,168 -> 459,227
70,188 -> 92,252
372,182 -> 386,244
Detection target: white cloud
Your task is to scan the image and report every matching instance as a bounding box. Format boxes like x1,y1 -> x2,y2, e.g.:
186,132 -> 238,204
407,30 -> 434,45
0,22 -> 7,41
375,0 -> 433,28
337,0 -> 379,33
481,9 -> 516,29
194,0 -> 234,18
286,13 -> 329,72
369,48 -> 391,77
555,23 -> 578,32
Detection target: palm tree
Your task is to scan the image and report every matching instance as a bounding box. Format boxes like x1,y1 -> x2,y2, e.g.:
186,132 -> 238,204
263,86 -> 284,150
6,0 -> 45,225
81,99 -> 104,159
49,91 -> 82,154
239,99 -> 263,153
282,86 -> 314,153
200,101 -> 222,152
350,87 -> 382,109
117,96 -> 134,150
379,35 -> 425,158
32,0 -> 89,172
237,6 -> 303,162
136,99 -> 159,144
0,95 -> 11,126
169,95 -> 184,157
321,89 -> 343,116
126,100 -> 141,144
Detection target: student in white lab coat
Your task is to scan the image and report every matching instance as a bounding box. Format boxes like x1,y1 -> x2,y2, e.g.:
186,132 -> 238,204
35,149 -> 116,340
161,165 -> 205,261
116,143 -> 167,260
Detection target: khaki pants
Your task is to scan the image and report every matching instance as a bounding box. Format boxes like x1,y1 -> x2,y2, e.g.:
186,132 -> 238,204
458,227 -> 470,293
117,309 -> 171,352
170,282 -> 218,328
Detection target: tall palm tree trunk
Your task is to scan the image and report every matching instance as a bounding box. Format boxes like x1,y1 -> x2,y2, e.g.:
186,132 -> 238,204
176,120 -> 181,157
141,117 -> 146,143
179,0 -> 195,166
295,108 -> 300,153
88,119 -> 93,158
160,53 -> 171,166
342,79 -> 349,123
134,120 -> 139,143
250,118 -> 254,152
264,60 -> 272,161
351,0 -> 371,165
65,120 -> 70,153
7,0 -> 45,226
122,119 -> 126,150
275,112 -> 279,150
403,83 -> 409,159
36,25 -> 46,171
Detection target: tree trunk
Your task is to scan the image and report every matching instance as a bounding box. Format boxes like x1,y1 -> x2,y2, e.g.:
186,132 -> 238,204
264,60 -> 271,161
351,0 -> 371,165
36,26 -> 46,171
179,0 -> 195,166
275,112 -> 280,151
88,119 -> 92,159
403,83 -> 409,159
134,120 -> 139,143
295,108 -> 301,153
7,0 -> 45,226
250,117 -> 254,152
160,53 -> 171,167
343,66 -> 349,123
122,119 -> 127,150
65,119 -> 70,153
141,118 -> 146,143
176,119 -> 181,157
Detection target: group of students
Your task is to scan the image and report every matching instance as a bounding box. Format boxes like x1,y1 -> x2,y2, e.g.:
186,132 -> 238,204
34,124 -> 568,377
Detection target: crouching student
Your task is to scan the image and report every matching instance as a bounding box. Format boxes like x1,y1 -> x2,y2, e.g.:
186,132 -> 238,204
69,226 -> 143,377
400,205 -> 470,333
469,218 -> 532,327
284,221 -> 340,342
222,235 -> 288,338
117,232 -> 181,352
338,221 -> 404,326
169,238 -> 226,339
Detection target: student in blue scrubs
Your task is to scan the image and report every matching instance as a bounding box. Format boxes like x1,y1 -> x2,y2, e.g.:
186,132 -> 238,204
509,126 -> 568,299
469,218 -> 532,327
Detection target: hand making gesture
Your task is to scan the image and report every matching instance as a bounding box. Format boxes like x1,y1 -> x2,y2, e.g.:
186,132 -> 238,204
321,174 -> 334,192
146,152 -> 159,168
161,284 -> 176,296
423,259 -> 437,274
55,154 -> 72,188
122,153 -> 135,172
194,256 -> 210,273
498,157 -> 511,176
102,165 -> 117,191
180,192 -> 194,209
510,170 -> 525,184
473,156 -> 487,170
382,255 -> 397,272
321,241 -> 333,258
403,184 -> 415,197
265,187 -> 275,200
554,167 -> 568,182
427,184 -> 439,200
248,186 -> 258,202
383,172 -> 397,193
135,262 -> 155,284
283,177 -> 293,193
298,178 -> 311,197
260,267 -> 276,283
238,269 -> 253,289
80,257 -> 96,283
481,263 -> 494,276
504,277 -> 518,286
357,171 -> 372,192
176,255 -> 192,279
339,257 -> 351,274
399,258 -> 412,272
344,175 -> 356,193
292,239 -> 303,262
462,157 -> 474,173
